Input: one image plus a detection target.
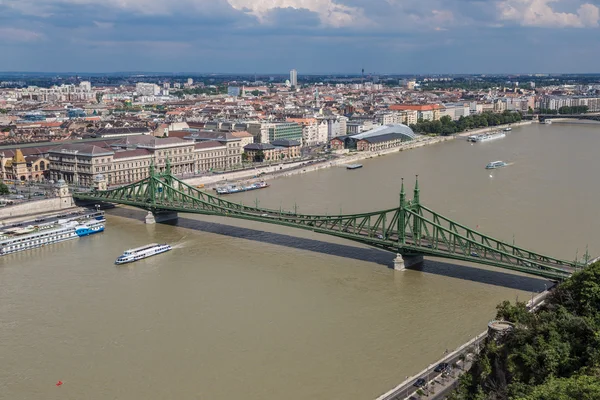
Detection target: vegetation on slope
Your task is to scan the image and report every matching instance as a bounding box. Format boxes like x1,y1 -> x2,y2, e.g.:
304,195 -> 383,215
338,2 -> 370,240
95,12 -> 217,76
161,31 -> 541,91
449,262 -> 600,400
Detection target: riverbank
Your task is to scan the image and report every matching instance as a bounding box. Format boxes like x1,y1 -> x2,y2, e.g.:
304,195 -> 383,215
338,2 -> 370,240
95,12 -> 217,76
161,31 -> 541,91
183,135 -> 455,189
456,120 -> 533,138
183,121 -> 531,189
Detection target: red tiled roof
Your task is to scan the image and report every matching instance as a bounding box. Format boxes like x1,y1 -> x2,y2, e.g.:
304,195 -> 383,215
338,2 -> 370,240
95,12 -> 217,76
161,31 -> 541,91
166,130 -> 190,139
389,104 -> 441,111
113,148 -> 151,159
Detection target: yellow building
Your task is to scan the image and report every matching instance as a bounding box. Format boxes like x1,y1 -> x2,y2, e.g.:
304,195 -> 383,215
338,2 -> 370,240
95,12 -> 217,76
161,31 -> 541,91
0,149 -> 50,182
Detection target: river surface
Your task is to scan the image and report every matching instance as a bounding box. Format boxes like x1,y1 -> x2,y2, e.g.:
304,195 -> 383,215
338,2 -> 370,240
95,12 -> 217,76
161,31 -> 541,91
1,122 -> 598,400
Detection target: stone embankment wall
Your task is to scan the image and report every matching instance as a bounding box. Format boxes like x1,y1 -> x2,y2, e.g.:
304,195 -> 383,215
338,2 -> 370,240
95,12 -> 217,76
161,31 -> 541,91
0,196 -> 74,221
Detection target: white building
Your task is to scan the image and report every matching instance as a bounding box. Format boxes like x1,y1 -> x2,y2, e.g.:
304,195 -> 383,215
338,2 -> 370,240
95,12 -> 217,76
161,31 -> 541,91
440,103 -> 471,121
136,83 -> 160,96
290,69 -> 298,87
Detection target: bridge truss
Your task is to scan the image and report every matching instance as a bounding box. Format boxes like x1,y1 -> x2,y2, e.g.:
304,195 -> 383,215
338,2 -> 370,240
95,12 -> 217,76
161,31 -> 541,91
73,165 -> 584,280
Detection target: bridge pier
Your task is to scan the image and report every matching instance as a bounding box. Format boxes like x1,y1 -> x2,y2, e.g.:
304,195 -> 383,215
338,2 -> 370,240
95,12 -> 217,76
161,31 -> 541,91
393,254 -> 424,271
145,211 -> 179,224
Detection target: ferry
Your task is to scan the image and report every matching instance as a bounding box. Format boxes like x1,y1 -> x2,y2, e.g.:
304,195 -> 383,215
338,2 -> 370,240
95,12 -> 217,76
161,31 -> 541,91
115,243 -> 172,265
0,211 -> 105,256
486,161 -> 507,169
346,164 -> 363,170
216,181 -> 269,195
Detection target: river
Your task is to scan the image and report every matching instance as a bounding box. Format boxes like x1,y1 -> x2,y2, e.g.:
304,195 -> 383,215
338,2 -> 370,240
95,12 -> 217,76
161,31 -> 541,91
1,122 -> 598,400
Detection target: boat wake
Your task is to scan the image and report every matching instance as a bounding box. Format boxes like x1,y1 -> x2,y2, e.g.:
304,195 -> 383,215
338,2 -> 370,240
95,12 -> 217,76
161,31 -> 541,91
170,236 -> 190,249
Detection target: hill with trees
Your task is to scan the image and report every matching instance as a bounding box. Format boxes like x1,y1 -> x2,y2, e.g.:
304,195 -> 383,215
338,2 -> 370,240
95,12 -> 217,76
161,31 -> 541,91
449,262 -> 600,400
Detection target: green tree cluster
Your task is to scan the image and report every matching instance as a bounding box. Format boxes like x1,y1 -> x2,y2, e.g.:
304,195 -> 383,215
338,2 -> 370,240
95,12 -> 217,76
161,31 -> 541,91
450,262 -> 600,400
0,182 -> 10,195
410,111 -> 522,136
558,106 -> 589,114
172,86 -> 227,98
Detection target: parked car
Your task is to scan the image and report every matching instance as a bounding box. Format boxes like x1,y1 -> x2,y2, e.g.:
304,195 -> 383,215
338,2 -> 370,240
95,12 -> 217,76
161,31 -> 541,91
413,378 -> 427,388
434,362 -> 449,373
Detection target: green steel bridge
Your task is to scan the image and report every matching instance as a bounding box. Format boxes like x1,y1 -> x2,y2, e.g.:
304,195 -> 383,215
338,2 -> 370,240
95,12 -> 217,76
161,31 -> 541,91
73,164 -> 586,281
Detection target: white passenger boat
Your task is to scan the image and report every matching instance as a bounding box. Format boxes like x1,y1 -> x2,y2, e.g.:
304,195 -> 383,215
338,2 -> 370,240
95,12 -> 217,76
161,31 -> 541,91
115,243 -> 172,265
486,161 -> 507,169
0,212 -> 105,256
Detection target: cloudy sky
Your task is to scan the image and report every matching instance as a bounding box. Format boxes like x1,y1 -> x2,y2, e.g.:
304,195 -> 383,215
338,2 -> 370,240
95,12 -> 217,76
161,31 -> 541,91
1,0 -> 599,74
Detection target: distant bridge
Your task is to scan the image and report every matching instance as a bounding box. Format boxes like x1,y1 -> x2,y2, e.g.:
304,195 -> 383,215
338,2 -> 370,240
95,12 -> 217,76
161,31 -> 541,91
537,114 -> 600,122
73,163 -> 588,281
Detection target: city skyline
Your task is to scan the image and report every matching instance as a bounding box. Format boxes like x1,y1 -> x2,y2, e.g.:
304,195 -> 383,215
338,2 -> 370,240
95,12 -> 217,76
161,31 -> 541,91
2,0 -> 600,74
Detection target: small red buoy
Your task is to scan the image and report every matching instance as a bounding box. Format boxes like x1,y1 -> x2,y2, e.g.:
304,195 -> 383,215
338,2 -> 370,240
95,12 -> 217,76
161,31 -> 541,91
56,381 -> 63,387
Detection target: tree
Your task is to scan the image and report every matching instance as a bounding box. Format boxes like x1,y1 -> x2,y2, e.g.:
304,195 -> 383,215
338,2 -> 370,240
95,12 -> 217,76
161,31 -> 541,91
515,375 -> 600,400
0,182 -> 10,195
453,261 -> 600,400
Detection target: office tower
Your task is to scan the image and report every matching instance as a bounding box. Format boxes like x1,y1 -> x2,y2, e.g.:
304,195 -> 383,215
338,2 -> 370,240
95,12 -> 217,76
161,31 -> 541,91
290,69 -> 297,87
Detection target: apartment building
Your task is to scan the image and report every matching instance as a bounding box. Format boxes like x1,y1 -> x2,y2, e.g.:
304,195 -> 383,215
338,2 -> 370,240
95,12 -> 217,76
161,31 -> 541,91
389,104 -> 441,121
247,122 -> 303,144
287,118 -> 328,146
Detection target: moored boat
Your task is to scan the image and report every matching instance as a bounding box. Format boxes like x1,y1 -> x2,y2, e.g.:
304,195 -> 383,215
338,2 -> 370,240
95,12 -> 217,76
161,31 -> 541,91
115,243 -> 172,265
0,211 -> 105,256
346,164 -> 363,170
504,127 -> 512,132
471,131 -> 506,143
215,181 -> 269,195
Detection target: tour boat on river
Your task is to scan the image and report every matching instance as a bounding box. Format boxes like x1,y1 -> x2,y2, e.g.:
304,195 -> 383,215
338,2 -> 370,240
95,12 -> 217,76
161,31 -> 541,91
115,243 -> 172,265
486,161 -> 507,169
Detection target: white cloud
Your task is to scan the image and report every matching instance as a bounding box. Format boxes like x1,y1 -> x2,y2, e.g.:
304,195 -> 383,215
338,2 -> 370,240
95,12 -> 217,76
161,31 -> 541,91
497,0 -> 600,27
0,27 -> 44,41
226,0 -> 366,27
3,0 -> 368,27
93,21 -> 114,29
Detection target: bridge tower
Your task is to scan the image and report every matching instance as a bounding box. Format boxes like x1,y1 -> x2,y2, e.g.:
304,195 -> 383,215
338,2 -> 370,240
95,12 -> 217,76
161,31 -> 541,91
393,176 -> 424,271
93,174 -> 107,191
412,175 -> 421,241
144,159 -> 179,225
398,178 -> 406,244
